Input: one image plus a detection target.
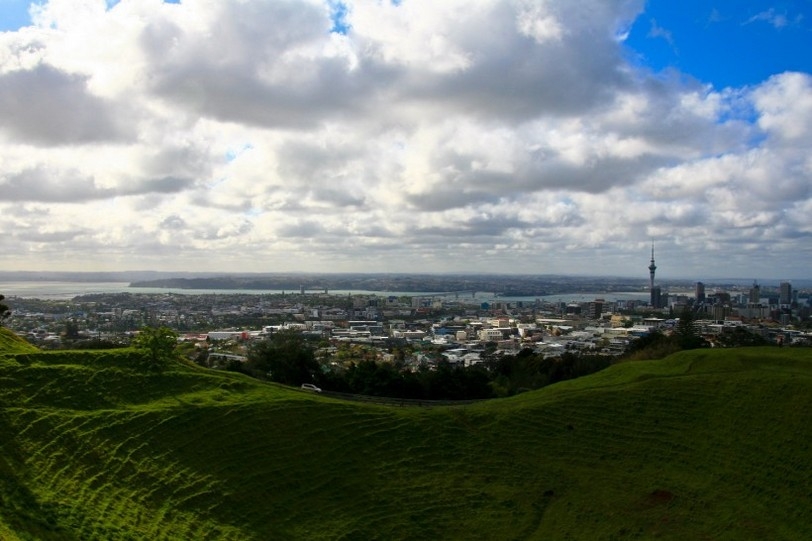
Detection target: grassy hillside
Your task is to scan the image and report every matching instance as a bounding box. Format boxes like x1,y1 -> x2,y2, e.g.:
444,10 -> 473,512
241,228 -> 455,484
0,329 -> 810,540
0,328 -> 39,355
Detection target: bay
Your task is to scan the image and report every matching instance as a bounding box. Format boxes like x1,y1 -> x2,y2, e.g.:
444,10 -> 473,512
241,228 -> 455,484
0,280 -> 650,303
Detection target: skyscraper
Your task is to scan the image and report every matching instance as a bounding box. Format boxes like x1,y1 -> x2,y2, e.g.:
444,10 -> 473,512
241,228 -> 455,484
651,286 -> 662,309
780,282 -> 792,306
695,281 -> 705,303
749,281 -> 760,304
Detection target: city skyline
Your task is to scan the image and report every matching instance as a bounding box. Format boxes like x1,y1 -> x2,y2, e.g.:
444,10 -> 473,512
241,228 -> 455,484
0,1 -> 811,279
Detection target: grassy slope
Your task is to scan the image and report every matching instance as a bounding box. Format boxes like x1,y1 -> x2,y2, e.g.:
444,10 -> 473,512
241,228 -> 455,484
0,328 -> 39,355
0,327 -> 810,540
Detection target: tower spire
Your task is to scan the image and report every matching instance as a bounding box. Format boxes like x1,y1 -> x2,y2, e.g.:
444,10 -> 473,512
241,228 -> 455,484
648,242 -> 657,290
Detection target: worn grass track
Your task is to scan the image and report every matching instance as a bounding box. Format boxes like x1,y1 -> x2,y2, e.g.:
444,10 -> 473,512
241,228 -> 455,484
1,328 -> 810,539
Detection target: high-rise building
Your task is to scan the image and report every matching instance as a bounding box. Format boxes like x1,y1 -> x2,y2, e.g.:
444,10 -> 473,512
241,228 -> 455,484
749,281 -> 761,304
586,300 -> 604,320
780,282 -> 792,305
712,304 -> 730,321
695,282 -> 705,303
651,286 -> 662,309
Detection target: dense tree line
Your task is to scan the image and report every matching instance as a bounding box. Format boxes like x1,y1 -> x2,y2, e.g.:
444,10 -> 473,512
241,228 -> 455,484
621,307 -> 784,360
219,308 -> 790,400
714,327 -> 771,348
236,329 -> 611,400
241,329 -> 320,385
489,348 -> 611,396
320,359 -> 495,400
0,294 -> 9,325
622,308 -> 708,360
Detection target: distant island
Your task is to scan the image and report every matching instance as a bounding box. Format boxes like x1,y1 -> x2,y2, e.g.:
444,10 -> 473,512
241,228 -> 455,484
129,273 -> 677,297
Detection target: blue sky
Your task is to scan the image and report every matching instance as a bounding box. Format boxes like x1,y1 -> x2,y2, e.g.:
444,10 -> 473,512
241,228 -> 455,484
624,0 -> 812,89
0,0 -> 32,31
0,1 -> 810,279
0,0 -> 179,31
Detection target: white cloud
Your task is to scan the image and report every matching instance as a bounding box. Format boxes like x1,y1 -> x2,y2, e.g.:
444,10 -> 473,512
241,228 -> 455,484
753,72 -> 812,141
0,0 -> 809,279
647,18 -> 674,45
744,8 -> 800,29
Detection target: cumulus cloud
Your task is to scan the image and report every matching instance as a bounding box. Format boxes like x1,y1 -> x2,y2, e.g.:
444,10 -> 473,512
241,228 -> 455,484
752,72 -> 812,142
0,64 -> 132,144
0,0 -> 809,278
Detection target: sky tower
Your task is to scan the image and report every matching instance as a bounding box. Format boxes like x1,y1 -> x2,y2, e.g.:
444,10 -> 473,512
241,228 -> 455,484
648,243 -> 661,308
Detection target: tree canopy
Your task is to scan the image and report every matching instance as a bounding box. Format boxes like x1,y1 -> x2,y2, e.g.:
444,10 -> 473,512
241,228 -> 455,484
0,294 -> 10,325
132,326 -> 179,371
246,329 -> 320,386
673,308 -> 706,350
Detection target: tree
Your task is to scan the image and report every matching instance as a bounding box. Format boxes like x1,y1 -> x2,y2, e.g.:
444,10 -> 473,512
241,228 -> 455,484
623,330 -> 679,360
132,326 -> 179,371
715,326 -> 770,348
64,319 -> 80,340
673,308 -> 706,350
0,294 -> 10,325
246,329 -> 319,386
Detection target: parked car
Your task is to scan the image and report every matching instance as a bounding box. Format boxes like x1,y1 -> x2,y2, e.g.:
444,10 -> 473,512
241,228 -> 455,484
300,383 -> 322,393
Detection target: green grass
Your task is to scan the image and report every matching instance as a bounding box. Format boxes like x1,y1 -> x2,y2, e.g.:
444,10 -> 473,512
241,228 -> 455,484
1,327 -> 810,540
0,328 -> 39,356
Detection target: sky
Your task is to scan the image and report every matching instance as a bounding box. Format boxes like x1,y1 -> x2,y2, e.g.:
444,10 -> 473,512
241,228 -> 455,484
0,0 -> 810,280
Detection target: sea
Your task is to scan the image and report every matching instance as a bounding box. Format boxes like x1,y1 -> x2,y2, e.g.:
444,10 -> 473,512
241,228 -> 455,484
0,280 -> 651,304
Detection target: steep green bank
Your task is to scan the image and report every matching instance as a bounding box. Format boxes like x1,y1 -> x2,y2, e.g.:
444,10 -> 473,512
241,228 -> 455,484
0,328 -> 39,355
0,328 -> 810,539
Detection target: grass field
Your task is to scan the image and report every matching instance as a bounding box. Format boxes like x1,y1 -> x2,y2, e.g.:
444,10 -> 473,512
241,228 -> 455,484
1,327 -> 810,540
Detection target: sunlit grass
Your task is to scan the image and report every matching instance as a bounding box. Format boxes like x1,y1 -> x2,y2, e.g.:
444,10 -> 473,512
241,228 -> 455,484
0,328 -> 39,356
1,329 -> 810,540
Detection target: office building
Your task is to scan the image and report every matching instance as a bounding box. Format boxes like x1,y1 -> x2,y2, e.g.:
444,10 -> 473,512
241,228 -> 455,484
695,282 -> 705,303
749,281 -> 760,304
780,282 -> 792,306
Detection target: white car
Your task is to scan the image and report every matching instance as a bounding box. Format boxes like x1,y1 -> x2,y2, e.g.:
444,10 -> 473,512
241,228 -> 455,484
300,383 -> 322,393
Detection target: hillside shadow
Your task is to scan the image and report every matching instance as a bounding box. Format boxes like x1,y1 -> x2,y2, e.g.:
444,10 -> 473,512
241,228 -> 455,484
0,411 -> 66,538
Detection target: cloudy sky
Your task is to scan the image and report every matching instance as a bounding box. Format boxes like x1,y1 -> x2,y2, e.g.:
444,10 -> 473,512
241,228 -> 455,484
0,0 -> 810,280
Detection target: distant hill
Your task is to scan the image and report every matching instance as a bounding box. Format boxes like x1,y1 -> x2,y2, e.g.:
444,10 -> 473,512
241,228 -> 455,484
1,329 -> 810,539
128,273 -> 661,296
